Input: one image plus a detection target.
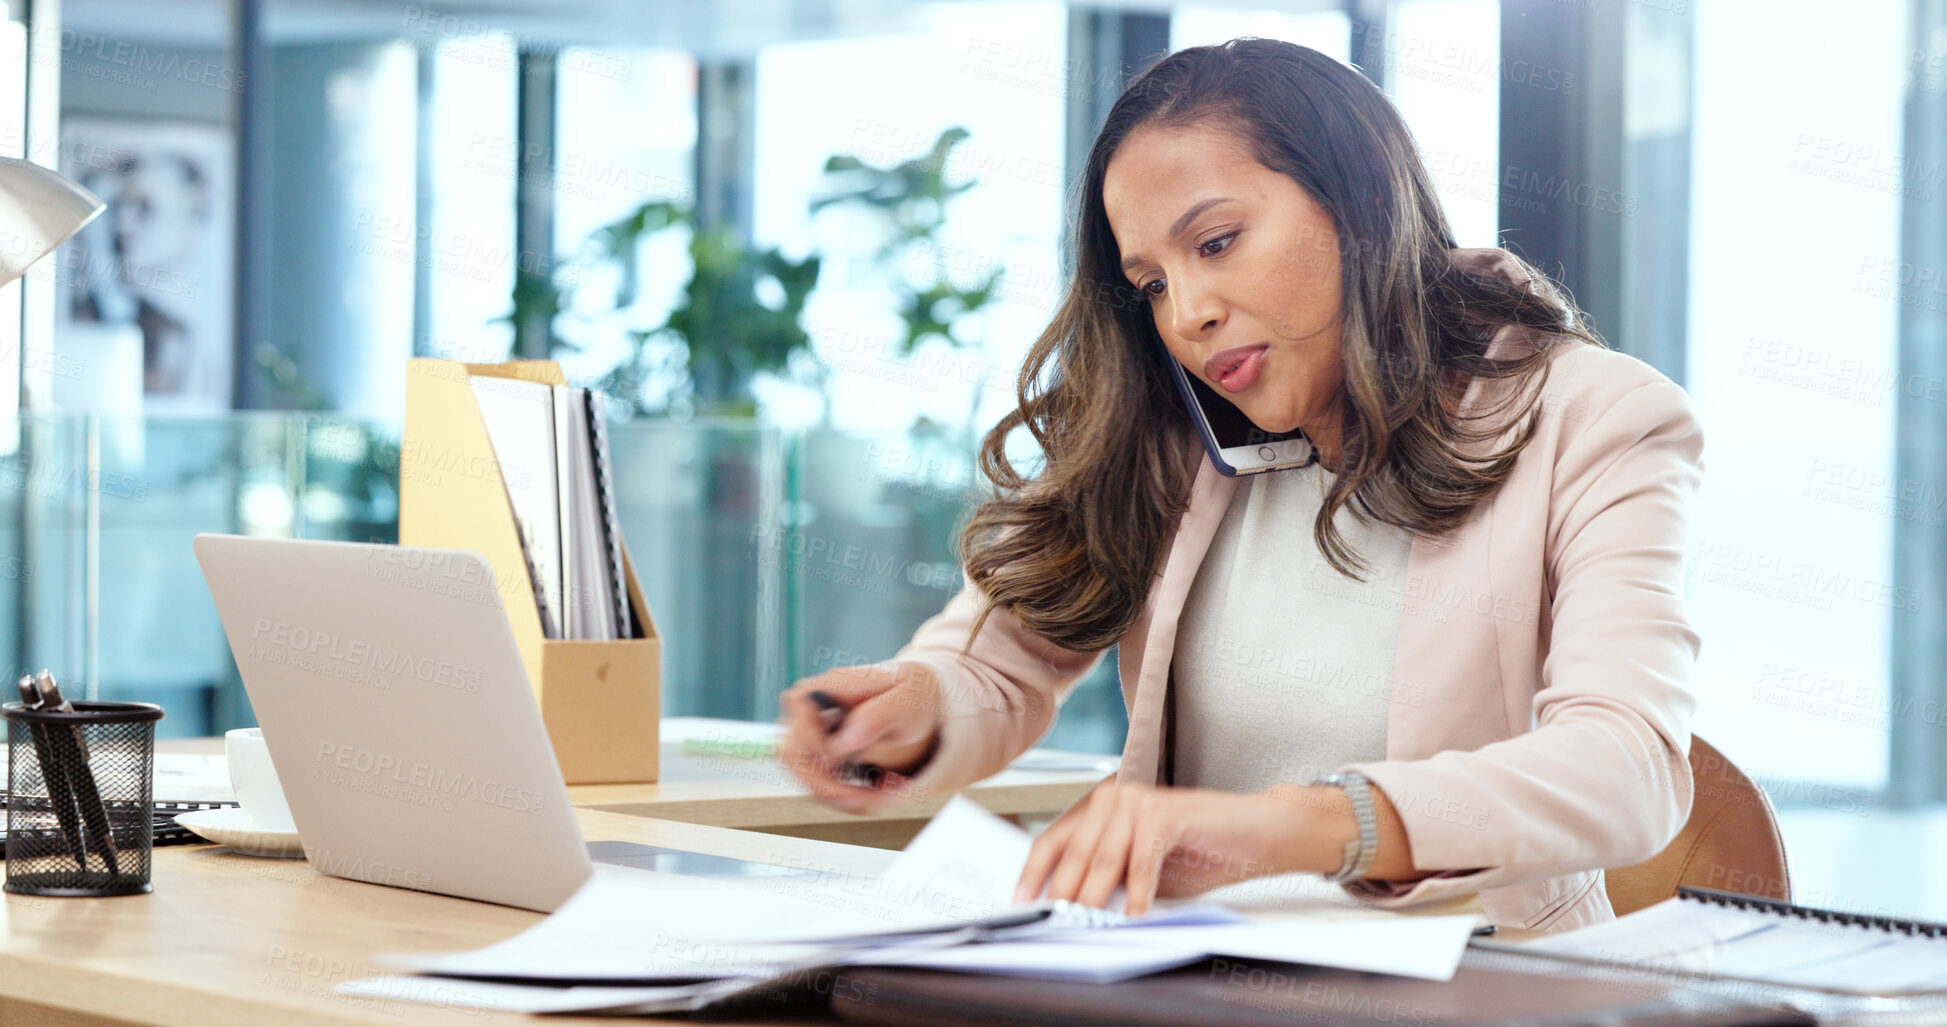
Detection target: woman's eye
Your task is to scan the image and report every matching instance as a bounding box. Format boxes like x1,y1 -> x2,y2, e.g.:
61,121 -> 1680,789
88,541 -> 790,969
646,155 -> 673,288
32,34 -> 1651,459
1141,279 -> 1166,300
1198,233 -> 1236,258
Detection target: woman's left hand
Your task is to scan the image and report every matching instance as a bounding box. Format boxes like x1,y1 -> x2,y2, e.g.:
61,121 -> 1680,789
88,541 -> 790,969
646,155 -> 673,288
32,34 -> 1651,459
1013,781 -> 1336,916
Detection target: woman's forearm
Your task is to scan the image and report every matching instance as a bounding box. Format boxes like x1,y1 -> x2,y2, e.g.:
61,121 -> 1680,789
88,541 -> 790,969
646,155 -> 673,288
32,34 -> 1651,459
1261,781 -> 1421,882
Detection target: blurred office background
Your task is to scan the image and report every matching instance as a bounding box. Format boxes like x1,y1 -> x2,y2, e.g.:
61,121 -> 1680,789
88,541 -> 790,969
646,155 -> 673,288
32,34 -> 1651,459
1,0 -> 1943,916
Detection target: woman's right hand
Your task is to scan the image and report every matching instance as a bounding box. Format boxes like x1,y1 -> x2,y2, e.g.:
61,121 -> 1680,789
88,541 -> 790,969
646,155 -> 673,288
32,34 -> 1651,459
776,661 -> 943,815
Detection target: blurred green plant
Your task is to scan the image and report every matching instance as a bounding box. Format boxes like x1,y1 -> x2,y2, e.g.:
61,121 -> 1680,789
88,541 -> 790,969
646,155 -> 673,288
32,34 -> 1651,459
549,202 -> 820,417
247,342 -> 401,536
507,126 -> 1002,419
252,342 -> 328,411
811,126 -> 1002,355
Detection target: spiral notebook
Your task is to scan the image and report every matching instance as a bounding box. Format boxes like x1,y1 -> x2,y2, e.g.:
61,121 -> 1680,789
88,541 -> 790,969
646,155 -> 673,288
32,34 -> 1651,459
1492,885 -> 1947,996
0,752 -> 241,854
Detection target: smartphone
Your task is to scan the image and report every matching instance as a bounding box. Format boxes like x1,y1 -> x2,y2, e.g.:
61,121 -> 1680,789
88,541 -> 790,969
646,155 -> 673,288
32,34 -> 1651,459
1166,356 -> 1316,477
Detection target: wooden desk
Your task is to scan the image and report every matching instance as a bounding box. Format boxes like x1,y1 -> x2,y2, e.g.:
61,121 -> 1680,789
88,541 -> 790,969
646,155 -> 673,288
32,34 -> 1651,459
0,809 -> 894,1027
162,721 -> 1113,850
573,753 -> 1107,849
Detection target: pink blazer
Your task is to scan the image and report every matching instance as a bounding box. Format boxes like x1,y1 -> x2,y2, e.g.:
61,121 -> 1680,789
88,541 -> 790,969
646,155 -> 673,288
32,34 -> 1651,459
894,247 -> 1703,933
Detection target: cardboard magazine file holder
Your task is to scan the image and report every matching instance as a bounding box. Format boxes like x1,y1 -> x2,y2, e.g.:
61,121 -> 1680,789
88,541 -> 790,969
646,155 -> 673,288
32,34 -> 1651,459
400,357 -> 660,785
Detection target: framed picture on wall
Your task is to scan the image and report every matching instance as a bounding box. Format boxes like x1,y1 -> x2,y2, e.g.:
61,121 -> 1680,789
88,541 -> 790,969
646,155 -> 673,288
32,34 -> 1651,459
57,117 -> 234,414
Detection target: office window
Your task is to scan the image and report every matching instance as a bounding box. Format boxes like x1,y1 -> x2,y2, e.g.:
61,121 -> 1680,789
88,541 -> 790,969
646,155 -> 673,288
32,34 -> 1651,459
1175,2 -> 1498,249
0,11 -> 25,435
549,47 -> 698,390
422,33 -> 519,364
749,2 -> 1083,734
1685,0 -> 1908,791
1171,5 -> 1351,61
752,1 -> 1067,437
1384,0 -> 1499,248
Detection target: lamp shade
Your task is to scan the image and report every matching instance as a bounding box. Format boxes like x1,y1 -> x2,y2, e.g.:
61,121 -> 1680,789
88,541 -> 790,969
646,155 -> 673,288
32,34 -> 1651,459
0,154 -> 107,287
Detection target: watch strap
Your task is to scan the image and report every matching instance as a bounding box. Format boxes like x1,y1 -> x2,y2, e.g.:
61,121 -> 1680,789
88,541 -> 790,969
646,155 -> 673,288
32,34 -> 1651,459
1313,771 -> 1378,883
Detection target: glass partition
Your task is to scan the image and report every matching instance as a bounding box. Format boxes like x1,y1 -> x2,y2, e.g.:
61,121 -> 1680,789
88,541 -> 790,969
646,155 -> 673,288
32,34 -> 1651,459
608,418 -> 785,724
4,411 -> 1126,750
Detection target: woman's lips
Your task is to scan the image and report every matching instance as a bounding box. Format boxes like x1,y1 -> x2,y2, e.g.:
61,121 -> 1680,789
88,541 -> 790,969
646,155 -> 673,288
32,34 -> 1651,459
1204,345 -> 1268,393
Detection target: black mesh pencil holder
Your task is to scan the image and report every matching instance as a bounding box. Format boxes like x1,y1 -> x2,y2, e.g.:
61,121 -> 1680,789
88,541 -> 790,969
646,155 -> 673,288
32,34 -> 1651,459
3,701 -> 164,897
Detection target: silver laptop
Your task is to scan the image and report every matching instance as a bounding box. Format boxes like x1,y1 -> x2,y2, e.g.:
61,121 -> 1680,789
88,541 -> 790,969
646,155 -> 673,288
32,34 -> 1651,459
192,533 -> 772,912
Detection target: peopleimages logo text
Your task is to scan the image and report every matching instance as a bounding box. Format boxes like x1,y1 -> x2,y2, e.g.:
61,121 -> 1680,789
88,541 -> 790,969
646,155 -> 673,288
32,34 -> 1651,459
314,741 -> 546,815
250,618 -> 483,692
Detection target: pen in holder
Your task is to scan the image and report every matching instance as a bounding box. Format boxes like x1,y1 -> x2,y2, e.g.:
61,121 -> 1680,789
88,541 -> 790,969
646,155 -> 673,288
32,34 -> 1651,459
3,696 -> 164,897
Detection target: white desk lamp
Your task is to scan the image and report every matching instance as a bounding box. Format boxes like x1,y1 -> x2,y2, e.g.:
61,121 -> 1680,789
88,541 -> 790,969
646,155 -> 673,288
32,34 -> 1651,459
0,154 -> 106,286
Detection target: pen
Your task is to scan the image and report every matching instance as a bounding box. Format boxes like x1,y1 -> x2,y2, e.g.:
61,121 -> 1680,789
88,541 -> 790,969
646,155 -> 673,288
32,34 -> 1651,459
807,689 -> 886,789
31,671 -> 119,876
16,674 -> 86,873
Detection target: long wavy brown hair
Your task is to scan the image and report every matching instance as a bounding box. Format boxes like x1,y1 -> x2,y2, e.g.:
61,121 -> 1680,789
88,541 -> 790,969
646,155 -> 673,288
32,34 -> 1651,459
959,37 -> 1606,654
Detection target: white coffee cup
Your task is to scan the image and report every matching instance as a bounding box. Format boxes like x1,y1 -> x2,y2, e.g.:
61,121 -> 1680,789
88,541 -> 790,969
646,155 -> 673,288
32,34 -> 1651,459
226,728 -> 297,833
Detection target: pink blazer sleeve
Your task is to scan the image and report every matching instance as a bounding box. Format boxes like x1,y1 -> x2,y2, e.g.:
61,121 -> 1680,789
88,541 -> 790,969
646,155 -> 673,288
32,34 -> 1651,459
1342,378 -> 1704,905
891,583 -> 1107,798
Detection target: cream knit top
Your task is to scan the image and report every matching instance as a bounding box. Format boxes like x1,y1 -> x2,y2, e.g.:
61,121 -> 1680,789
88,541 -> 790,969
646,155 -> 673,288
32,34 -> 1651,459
1169,461 -> 1418,792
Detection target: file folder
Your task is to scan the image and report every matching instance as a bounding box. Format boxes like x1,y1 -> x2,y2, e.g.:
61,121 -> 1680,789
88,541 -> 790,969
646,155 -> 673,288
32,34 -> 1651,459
400,358 -> 661,784
826,960 -> 1817,1027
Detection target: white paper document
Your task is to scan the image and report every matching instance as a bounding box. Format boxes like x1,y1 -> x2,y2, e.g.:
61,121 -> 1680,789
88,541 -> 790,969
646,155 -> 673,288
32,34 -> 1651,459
346,796 -> 1478,1014
339,974 -> 758,1015
1511,896 -> 1947,995
1518,897 -> 1766,963
344,935 -> 1209,1015
469,376 -> 562,638
375,863 -> 953,980
0,751 -> 234,804
149,753 -> 237,803
1028,917 -> 1481,981
878,791 -> 1072,918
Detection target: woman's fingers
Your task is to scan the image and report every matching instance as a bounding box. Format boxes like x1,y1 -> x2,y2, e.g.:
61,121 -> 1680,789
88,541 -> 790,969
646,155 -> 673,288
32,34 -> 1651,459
825,680 -> 917,756
776,687 -> 887,813
776,664 -> 940,813
777,688 -> 842,773
1013,805 -> 1081,902
1122,806 -> 1174,917
801,665 -> 936,764
1014,783 -> 1191,914
1073,790 -> 1139,910
1041,785 -> 1124,904
1016,786 -> 1276,915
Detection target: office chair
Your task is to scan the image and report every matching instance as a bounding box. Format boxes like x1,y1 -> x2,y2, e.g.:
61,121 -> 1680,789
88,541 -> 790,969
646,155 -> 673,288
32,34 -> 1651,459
1605,736 -> 1792,916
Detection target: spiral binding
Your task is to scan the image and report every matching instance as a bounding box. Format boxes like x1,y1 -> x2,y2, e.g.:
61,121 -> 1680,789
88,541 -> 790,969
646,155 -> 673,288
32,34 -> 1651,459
0,793 -> 238,855
584,390 -> 635,640
1044,898 -> 1128,929
1678,886 -> 1947,939
149,800 -> 244,847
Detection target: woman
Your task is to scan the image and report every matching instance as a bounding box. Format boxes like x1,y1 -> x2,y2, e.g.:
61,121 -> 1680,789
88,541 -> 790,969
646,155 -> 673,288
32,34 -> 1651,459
777,37 -> 1701,933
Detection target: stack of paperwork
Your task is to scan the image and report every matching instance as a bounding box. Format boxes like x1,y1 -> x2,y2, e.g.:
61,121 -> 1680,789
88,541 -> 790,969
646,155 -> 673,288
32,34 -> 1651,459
1489,891 -> 1947,995
469,375 -> 635,641
337,798 -> 1481,1015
